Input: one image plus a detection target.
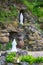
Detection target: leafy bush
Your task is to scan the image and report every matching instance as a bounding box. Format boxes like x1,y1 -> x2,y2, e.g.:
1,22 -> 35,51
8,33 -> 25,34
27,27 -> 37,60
6,41 -> 12,50
0,44 -> 2,50
6,53 -> 43,63
6,52 -> 16,62
20,55 -> 35,64
35,57 -> 43,63
19,55 -> 43,64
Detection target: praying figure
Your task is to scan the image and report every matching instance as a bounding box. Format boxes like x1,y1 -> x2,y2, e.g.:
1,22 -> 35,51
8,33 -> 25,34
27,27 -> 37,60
19,10 -> 24,25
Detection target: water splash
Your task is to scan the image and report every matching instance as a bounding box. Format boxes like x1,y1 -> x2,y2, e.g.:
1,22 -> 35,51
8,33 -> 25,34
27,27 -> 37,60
20,13 -> 23,25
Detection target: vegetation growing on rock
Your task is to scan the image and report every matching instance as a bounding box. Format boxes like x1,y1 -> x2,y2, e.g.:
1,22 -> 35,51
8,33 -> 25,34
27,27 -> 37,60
6,53 -> 43,64
20,55 -> 43,64
6,52 -> 16,62
0,1 -> 43,23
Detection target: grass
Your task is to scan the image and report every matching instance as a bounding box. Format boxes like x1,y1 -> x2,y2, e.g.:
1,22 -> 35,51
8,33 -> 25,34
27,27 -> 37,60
0,1 -> 43,23
22,1 -> 43,17
0,0 -> 43,32
19,0 -> 43,31
0,44 -> 2,50
16,0 -> 43,33
0,5 -> 18,22
6,41 -> 12,50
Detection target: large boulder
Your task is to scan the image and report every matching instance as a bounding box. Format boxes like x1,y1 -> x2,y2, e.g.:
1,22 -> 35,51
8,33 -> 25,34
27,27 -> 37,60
0,36 -> 9,43
0,30 -> 9,43
5,21 -> 19,32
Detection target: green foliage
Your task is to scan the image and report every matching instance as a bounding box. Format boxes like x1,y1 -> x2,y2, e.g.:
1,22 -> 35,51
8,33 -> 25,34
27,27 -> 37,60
19,55 -> 43,64
20,0 -> 34,11
33,7 -> 43,17
6,53 -> 43,63
35,57 -> 43,63
9,5 -> 18,17
6,41 -> 12,50
0,5 -> 18,22
20,55 -> 35,64
37,2 -> 43,6
17,0 -> 43,18
6,52 -> 16,62
0,44 -> 2,50
35,23 -> 43,33
0,0 -> 43,23
21,0 -> 43,32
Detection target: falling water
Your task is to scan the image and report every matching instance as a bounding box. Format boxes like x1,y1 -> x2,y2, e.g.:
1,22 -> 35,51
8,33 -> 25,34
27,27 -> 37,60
20,13 -> 23,25
11,39 -> 18,52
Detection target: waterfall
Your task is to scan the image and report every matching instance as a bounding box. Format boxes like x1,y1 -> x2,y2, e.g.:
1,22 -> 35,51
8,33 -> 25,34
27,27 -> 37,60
20,13 -> 23,25
11,39 -> 17,52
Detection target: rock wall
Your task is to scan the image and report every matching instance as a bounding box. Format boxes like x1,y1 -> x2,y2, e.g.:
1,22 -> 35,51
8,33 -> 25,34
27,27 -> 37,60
23,22 -> 43,51
0,30 -> 9,43
0,1 -> 43,51
0,21 -> 43,51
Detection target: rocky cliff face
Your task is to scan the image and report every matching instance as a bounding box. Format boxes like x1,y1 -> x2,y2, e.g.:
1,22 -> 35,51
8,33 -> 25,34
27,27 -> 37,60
23,22 -> 43,51
0,30 -> 9,43
0,21 -> 43,51
0,1 -> 43,51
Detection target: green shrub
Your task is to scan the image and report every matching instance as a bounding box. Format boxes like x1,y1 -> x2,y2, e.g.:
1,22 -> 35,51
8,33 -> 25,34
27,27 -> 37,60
0,44 -> 2,50
19,55 -> 43,64
6,53 -> 43,63
34,57 -> 43,63
6,41 -> 12,50
6,52 -> 16,62
20,55 -> 35,64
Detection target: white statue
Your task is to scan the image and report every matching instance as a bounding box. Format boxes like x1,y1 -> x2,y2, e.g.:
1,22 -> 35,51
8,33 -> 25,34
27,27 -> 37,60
20,13 -> 23,25
11,39 -> 17,52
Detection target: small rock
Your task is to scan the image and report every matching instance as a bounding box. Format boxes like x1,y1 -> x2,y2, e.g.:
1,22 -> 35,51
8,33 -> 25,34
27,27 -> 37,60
18,40 -> 24,48
0,33 -> 9,37
20,62 -> 29,65
0,36 -> 9,43
0,56 -> 5,65
29,41 -> 36,44
7,63 -> 14,65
